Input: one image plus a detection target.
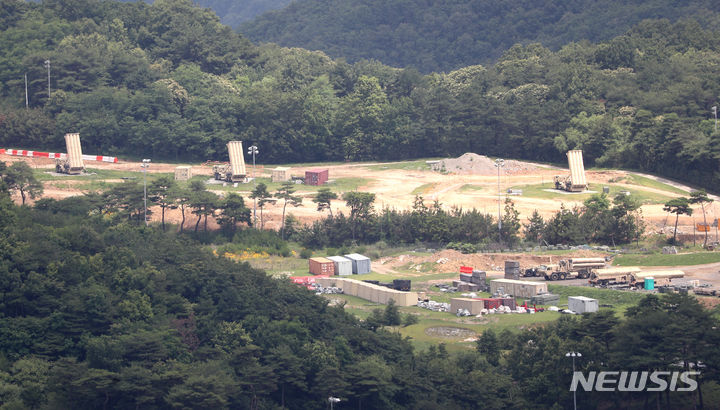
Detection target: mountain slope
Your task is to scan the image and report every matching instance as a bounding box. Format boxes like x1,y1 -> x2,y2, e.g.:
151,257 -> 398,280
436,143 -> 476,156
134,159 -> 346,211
240,0 -> 720,72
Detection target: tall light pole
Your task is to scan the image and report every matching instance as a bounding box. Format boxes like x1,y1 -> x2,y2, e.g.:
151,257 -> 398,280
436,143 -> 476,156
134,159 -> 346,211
142,159 -> 151,226
247,144 -> 259,226
43,59 -> 50,98
566,351 -> 582,410
494,158 -> 505,243
713,106 -> 717,132
329,397 -> 341,410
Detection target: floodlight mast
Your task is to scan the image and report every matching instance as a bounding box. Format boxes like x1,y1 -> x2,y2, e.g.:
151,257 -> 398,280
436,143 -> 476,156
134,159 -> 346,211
566,351 -> 582,410
248,145 -> 259,226
494,158 -> 505,244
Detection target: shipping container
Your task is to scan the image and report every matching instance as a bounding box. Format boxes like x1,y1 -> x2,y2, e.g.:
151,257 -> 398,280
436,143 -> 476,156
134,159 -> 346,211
568,296 -> 599,313
345,253 -> 371,274
174,166 -> 192,181
490,279 -> 548,298
327,255 -> 353,276
271,167 -> 291,182
305,168 -> 329,186
477,298 -> 502,310
450,298 -> 485,315
308,257 -> 335,276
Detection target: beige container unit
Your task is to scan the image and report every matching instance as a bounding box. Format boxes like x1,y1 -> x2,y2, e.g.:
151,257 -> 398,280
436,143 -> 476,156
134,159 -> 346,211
566,150 -> 587,192
272,167 -> 291,182
174,166 -> 192,181
227,141 -> 247,182
64,133 -> 84,174
316,277 -> 418,306
450,298 -> 486,315
490,279 -> 548,298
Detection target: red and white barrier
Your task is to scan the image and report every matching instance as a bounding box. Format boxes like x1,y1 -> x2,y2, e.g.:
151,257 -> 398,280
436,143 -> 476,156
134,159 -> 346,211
3,148 -> 117,163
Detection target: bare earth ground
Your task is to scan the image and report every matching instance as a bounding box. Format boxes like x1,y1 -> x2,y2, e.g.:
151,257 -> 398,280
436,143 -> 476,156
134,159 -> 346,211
5,151 -> 715,234
7,151 -> 720,281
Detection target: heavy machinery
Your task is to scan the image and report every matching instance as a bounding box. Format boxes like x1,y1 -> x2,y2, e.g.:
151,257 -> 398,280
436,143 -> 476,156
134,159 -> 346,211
213,141 -> 247,182
589,267 -> 641,286
55,133 -> 85,175
590,268 -> 684,288
525,257 -> 607,281
554,150 -> 587,192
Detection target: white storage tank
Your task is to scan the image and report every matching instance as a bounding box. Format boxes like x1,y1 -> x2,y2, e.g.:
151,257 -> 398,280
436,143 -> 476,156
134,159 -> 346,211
568,296 -> 599,314
327,255 -> 353,276
345,253 -> 371,274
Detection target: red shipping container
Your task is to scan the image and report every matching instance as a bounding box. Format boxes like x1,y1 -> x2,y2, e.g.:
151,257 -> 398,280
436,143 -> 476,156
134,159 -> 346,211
459,266 -> 473,273
305,169 -> 329,186
308,257 -> 335,275
476,298 -> 502,309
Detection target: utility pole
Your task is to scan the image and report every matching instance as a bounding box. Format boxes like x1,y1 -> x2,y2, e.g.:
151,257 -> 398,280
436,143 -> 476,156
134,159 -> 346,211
713,106 -> 717,132
247,144 -> 259,227
24,73 -> 28,109
494,158 -> 505,244
44,60 -> 50,98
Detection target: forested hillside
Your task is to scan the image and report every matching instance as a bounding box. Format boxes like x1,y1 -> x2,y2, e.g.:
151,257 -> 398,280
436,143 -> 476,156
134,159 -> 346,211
1,0 -> 720,192
115,0 -> 292,27
240,0 -> 720,72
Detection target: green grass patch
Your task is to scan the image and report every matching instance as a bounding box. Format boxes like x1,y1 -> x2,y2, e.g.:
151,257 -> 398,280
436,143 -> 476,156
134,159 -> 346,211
510,182 -> 676,205
613,252 -> 720,266
194,176 -> 370,194
459,184 -> 483,192
411,183 -> 439,195
365,160 -> 438,171
396,311 -> 561,351
624,174 -> 689,195
547,284 -> 646,307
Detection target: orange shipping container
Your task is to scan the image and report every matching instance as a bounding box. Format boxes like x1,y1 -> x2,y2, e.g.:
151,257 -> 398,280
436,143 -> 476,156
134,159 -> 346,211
309,257 -> 335,276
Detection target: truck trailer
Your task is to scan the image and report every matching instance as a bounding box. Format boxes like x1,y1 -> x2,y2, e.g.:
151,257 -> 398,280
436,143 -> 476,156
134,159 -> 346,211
524,257 -> 607,281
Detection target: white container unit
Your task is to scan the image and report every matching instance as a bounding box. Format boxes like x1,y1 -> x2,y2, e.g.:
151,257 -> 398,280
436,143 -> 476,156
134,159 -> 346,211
568,296 -> 599,314
327,255 -> 353,276
344,253 -> 371,274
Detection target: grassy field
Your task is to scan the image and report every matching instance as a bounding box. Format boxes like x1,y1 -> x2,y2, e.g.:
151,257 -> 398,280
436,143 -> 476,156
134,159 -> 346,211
624,173 -> 690,195
547,284 -> 646,306
411,183 -> 440,195
613,252 -> 720,266
365,160 -> 438,171
188,175 -> 370,194
459,184 -> 484,192
509,182 -> 677,204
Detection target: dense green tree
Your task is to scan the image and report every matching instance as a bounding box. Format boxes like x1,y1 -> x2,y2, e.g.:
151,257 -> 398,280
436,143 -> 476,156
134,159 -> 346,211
217,192 -> 251,234
663,197 -> 693,244
313,187 -> 338,217
274,181 -> 302,240
149,176 -> 176,231
689,190 -> 713,247
4,161 -> 43,205
250,182 -> 273,229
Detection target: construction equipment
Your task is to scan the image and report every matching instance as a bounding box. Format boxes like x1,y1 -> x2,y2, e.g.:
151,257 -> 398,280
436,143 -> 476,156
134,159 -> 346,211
525,257 -> 607,281
213,141 -> 247,182
55,133 -> 84,174
554,150 -> 587,192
